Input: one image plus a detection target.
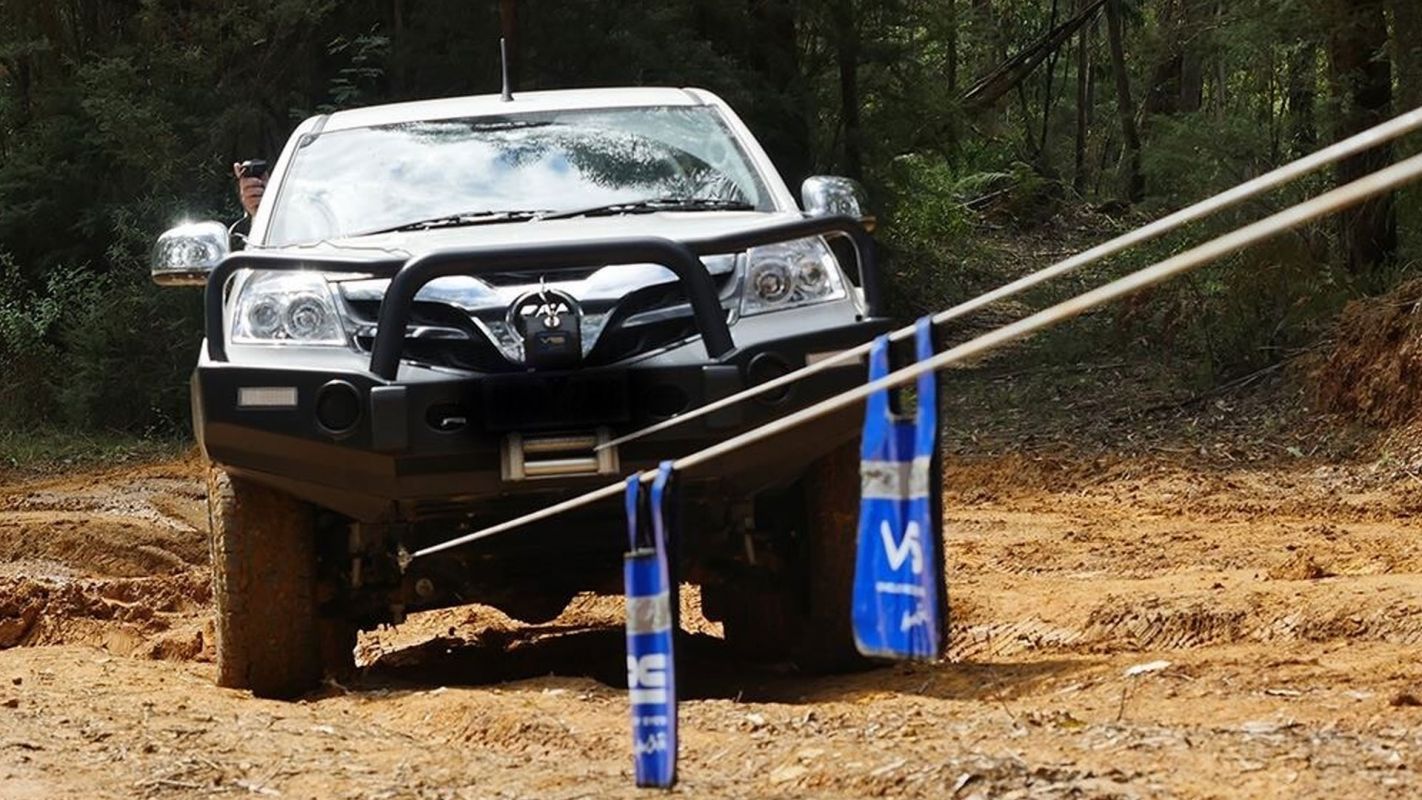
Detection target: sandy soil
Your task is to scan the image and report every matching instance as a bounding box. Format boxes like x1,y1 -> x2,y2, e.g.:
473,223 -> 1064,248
2,454 -> 1422,799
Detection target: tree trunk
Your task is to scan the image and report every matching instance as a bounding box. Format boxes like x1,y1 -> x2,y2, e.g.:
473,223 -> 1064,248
947,0 -> 959,93
1144,0 -> 1181,115
1208,0 -> 1226,114
1037,0 -> 1063,162
1179,50 -> 1204,112
972,0 -> 996,78
961,0 -> 1104,111
391,0 -> 405,94
748,0 -> 811,184
947,0 -> 961,161
1286,43 -> 1317,157
1145,0 -> 1203,115
835,0 -> 863,179
1176,0 -> 1205,113
1074,0 -> 1092,193
1328,0 -> 1396,276
12,57 -> 33,122
1105,0 -> 1144,201
500,0 -> 519,93
1393,0 -> 1422,110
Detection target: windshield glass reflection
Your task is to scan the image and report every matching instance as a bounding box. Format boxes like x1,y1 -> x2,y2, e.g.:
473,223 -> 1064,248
267,106 -> 771,246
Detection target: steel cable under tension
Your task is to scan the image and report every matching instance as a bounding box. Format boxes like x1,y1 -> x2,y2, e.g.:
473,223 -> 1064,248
597,105 -> 1422,453
409,119 -> 1422,562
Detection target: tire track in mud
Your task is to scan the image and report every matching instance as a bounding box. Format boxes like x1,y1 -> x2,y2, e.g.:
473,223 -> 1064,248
942,455 -> 1422,664
0,465 -> 211,660
950,587 -> 1422,661
9,455 -> 1422,668
0,572 -> 211,658
6,456 -> 1422,798
949,568 -> 1422,662
0,468 -> 207,579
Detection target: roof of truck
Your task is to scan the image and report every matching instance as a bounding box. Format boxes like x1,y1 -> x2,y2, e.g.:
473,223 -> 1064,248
321,87 -> 718,132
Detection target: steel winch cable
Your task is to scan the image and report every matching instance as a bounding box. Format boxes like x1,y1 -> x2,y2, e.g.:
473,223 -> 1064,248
595,105 -> 1422,453
408,148 -> 1422,561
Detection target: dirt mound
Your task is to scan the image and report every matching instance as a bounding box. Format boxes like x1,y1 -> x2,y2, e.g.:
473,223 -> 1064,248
0,512 -> 203,578
1267,551 -> 1336,581
0,572 -> 211,658
0,467 -> 206,578
1311,279 -> 1422,426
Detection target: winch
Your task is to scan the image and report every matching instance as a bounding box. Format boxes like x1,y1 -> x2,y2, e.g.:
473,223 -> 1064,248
512,282 -> 582,369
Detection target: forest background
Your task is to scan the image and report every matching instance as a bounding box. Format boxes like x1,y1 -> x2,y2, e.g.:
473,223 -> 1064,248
0,0 -> 1418,451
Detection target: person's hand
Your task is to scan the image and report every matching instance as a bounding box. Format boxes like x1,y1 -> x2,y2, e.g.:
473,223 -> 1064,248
233,162 -> 266,217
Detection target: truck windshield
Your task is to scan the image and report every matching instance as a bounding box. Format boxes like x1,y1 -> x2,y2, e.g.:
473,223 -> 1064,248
265,106 -> 773,246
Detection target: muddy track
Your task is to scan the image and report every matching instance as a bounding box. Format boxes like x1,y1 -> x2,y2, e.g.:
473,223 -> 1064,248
3,456 -> 1422,798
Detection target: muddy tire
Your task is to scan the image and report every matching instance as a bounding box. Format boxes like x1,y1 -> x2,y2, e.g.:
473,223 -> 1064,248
722,442 -> 869,673
207,467 -> 351,698
796,441 -> 870,671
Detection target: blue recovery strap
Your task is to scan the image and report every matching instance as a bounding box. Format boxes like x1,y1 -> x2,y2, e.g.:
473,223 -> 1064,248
625,475 -> 642,551
624,462 -> 679,787
850,316 -> 946,661
651,461 -> 681,636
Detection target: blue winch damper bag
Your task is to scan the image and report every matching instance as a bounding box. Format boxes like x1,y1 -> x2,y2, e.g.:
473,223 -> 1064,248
623,462 -> 679,788
851,316 -> 946,661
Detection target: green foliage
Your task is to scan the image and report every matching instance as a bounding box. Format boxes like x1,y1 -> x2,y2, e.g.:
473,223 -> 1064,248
1117,238 -> 1347,383
0,0 -> 1418,440
0,245 -> 201,433
0,426 -> 188,476
1141,113 -> 1278,212
879,154 -> 990,316
0,253 -> 63,366
317,29 -> 391,114
0,252 -> 101,427
55,273 -> 202,435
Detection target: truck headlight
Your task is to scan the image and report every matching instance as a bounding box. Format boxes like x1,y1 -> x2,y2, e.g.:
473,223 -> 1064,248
739,237 -> 847,315
230,271 -> 347,345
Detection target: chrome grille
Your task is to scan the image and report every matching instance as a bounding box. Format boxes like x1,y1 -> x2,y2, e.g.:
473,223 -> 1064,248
339,267 -> 738,371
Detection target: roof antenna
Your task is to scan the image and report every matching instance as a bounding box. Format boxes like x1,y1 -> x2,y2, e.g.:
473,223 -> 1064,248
500,37 -> 514,102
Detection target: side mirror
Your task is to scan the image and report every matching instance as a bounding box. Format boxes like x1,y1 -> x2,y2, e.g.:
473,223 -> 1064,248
151,221 -> 230,287
801,175 -> 875,232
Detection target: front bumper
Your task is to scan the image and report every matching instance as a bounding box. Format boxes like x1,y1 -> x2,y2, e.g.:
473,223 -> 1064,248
196,318 -> 888,522
196,216 -> 889,523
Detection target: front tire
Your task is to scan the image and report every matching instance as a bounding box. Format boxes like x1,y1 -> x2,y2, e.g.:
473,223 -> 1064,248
796,440 -> 868,671
721,442 -> 869,673
207,467 -> 352,698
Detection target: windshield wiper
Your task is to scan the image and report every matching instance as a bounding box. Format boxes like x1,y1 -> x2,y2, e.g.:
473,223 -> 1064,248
538,196 -> 755,221
352,197 -> 754,236
355,209 -> 550,237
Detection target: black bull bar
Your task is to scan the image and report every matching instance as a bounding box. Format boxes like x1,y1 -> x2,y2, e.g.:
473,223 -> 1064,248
205,215 -> 881,380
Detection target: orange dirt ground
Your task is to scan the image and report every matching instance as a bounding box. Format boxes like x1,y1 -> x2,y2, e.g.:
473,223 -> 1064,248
2,453 -> 1422,799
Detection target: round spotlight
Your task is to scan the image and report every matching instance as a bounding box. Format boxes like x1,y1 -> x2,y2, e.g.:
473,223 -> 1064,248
645,384 -> 691,419
746,353 -> 793,404
315,380 -> 361,435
